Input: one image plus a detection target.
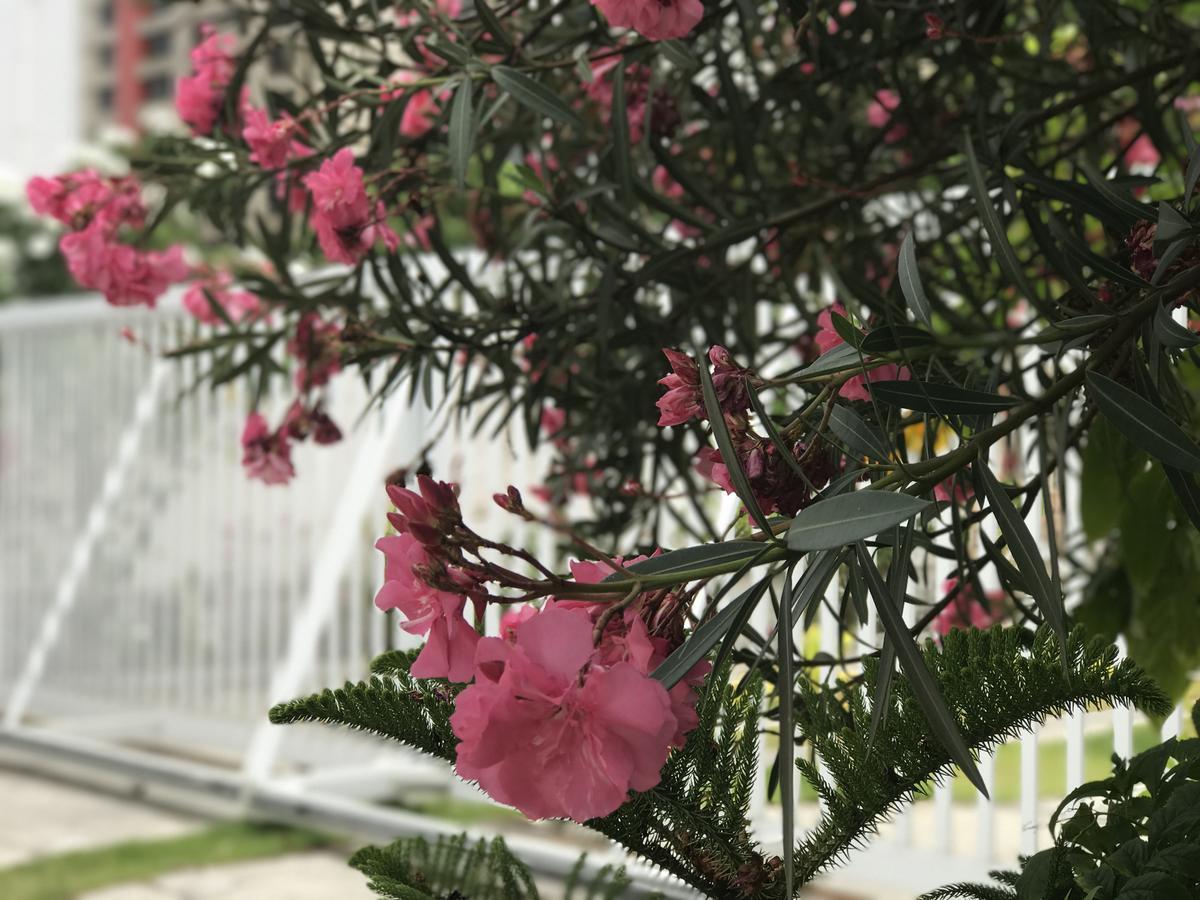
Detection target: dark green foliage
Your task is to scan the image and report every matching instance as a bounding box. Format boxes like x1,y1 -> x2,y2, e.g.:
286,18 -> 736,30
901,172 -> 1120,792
268,649 -> 459,763
273,634 -> 1168,899
921,702 -> 1200,900
789,626 -> 1171,884
588,670 -> 775,899
349,832 -> 536,899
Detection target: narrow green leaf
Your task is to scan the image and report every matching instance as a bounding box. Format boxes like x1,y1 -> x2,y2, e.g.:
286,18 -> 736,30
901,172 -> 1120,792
976,460 -> 1067,659
1186,143 -> 1200,203
830,312 -> 863,348
1152,238 -> 1191,287
472,0 -> 514,50
787,491 -> 929,551
1153,303 -> 1200,349
790,549 -> 842,624
652,577 -> 770,688
870,380 -> 1019,415
798,343 -> 865,379
859,324 -> 934,354
898,232 -> 933,327
658,39 -> 700,73
698,356 -> 774,536
1077,159 -> 1154,225
610,62 -> 633,201
492,66 -> 583,130
855,542 -> 989,797
1086,371 -> 1200,473
747,383 -> 814,488
448,79 -> 474,189
964,138 -> 1039,306
1157,202 -> 1191,244
778,567 -> 796,899
828,405 -> 892,462
869,522 -> 914,743
603,541 -> 767,582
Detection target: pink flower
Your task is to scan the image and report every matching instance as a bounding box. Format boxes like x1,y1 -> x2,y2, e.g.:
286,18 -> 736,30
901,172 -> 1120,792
656,346 -> 752,427
384,72 -> 439,139
385,474 -> 461,548
589,0 -> 704,41
814,302 -> 910,401
283,400 -> 342,445
242,106 -> 311,169
182,271 -> 262,324
451,607 -> 678,821
241,412 -> 295,485
60,222 -> 188,307
395,0 -> 461,27
1117,119 -> 1160,169
176,27 -> 238,136
303,149 -> 399,264
866,89 -> 900,128
932,579 -> 1007,637
26,170 -> 146,232
375,533 -> 479,682
287,313 -> 343,391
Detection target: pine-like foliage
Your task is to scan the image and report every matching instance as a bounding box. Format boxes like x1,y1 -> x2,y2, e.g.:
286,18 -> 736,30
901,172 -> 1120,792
269,629 -> 1169,899
268,649 -> 459,763
789,626 -> 1172,884
350,832 -> 537,899
587,671 -> 772,899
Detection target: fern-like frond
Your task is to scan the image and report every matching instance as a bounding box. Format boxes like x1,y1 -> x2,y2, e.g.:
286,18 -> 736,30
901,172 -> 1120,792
588,669 -> 779,899
918,884 -> 1018,900
349,832 -> 537,899
792,626 -> 1171,884
268,649 -> 458,762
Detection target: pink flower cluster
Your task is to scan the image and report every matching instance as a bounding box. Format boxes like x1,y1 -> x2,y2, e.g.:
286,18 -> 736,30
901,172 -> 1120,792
371,481 -> 707,821
587,58 -> 680,144
176,27 -> 239,136
182,270 -> 263,325
242,107 -> 312,170
303,149 -> 399,264
241,412 -> 296,485
239,312 -> 346,486
656,345 -> 752,427
590,0 -> 704,41
26,170 -> 188,307
932,579 -> 1007,637
814,302 -> 910,401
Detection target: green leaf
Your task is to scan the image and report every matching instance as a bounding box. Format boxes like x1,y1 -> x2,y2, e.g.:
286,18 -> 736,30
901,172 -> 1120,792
610,62 -> 633,201
870,381 -> 1019,415
448,79 -> 474,189
1080,417 -> 1144,541
977,460 -> 1068,659
603,541 -> 768,582
1147,844 -> 1200,881
698,355 -> 774,537
1086,371 -> 1200,473
472,0 -> 514,50
1015,849 -> 1060,900
787,491 -> 929,551
1157,202 -> 1191,245
964,138 -> 1039,306
658,39 -> 700,73
830,312 -> 863,348
777,566 -> 796,898
1153,303 -> 1200,348
798,343 -> 864,379
870,522 -> 913,743
855,543 -> 989,797
652,577 -> 771,689
1114,872 -> 1192,900
491,66 -> 583,130
859,324 -> 935,354
898,232 -> 934,328
791,548 -> 843,625
828,405 -> 892,462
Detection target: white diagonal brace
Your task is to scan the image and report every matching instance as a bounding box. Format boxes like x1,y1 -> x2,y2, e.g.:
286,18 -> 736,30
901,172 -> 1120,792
4,360 -> 171,728
240,392 -> 418,786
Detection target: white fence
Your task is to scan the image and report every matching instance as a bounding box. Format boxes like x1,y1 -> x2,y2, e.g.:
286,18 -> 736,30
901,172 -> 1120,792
0,290 -> 1190,897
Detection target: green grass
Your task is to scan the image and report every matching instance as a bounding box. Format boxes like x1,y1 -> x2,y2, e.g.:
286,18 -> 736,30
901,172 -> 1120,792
0,822 -> 332,900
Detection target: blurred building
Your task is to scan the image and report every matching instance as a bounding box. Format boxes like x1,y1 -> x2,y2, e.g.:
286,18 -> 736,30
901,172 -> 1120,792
84,0 -> 229,137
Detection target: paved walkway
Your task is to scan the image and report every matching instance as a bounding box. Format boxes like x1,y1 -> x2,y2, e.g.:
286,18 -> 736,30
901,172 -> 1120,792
0,767 -> 372,898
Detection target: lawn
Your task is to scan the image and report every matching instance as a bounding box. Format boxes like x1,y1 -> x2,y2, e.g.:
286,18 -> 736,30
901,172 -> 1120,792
0,822 -> 331,900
